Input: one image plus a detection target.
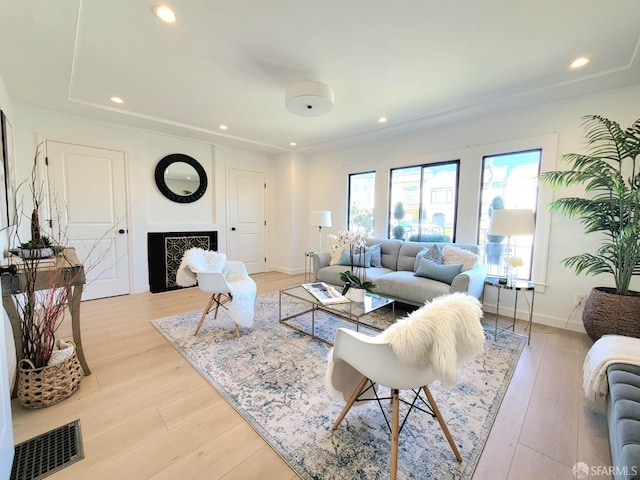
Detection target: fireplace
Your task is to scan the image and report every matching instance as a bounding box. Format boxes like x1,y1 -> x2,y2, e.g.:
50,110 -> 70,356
147,231 -> 218,293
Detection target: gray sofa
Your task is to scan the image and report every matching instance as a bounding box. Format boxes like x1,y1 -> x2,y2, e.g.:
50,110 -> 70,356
311,237 -> 487,306
607,363 -> 640,480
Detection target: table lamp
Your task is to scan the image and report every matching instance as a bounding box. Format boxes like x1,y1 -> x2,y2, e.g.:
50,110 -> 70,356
488,209 -> 535,284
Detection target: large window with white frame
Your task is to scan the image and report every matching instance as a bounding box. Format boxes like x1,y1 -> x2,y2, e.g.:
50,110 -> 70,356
389,161 -> 459,242
478,149 -> 541,280
348,171 -> 375,237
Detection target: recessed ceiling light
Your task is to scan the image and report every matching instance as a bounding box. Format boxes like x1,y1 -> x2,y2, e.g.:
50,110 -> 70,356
570,57 -> 590,69
219,124 -> 228,130
378,116 -> 388,124
153,5 -> 176,23
289,142 -> 297,147
110,96 -> 124,104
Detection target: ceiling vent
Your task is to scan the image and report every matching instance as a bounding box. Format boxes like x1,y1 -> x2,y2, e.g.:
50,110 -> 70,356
285,81 -> 334,117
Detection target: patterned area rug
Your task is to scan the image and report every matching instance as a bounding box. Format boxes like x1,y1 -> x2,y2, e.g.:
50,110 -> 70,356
151,292 -> 525,480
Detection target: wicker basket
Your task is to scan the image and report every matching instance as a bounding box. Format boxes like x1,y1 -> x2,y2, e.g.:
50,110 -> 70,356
17,344 -> 83,409
582,287 -> 640,341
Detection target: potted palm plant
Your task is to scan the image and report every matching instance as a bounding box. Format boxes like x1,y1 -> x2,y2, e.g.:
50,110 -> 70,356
539,114 -> 640,341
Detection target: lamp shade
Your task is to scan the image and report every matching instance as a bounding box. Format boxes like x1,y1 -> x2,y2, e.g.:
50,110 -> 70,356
286,81 -> 334,117
309,210 -> 332,228
488,209 -> 535,236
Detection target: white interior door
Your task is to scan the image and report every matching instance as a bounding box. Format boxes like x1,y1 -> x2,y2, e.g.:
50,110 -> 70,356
227,168 -> 265,274
45,141 -> 130,300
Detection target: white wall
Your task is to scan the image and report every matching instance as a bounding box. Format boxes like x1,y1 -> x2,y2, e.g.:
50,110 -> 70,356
10,105 -> 274,294
307,83 -> 640,331
4,76 -> 640,333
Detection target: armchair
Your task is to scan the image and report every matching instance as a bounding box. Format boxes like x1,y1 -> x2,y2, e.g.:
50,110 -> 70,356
327,292 -> 485,479
175,248 -> 257,338
193,261 -> 251,337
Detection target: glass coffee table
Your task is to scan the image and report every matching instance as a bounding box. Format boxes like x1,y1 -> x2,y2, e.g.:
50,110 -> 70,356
279,285 -> 395,344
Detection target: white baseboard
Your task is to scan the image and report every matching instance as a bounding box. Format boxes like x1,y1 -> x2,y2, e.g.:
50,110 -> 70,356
482,302 -> 586,334
268,266 -> 305,276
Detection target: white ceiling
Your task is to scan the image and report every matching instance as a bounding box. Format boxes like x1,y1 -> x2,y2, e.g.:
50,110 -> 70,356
1,0 -> 639,154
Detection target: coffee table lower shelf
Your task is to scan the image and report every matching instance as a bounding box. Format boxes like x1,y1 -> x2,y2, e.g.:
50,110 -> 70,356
278,285 -> 395,345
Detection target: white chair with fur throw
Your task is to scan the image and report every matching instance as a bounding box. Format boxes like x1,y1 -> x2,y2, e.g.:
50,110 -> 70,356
326,292 -> 485,480
176,248 -> 257,337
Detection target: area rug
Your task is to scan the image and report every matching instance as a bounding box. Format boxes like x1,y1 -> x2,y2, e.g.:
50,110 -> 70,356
151,292 -> 525,479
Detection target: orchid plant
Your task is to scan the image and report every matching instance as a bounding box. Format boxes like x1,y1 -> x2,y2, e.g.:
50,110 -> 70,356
329,230 -> 378,295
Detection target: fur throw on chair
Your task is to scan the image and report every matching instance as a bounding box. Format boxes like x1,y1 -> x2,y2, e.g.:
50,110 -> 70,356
378,292 -> 485,385
221,273 -> 257,328
175,248 -> 257,328
176,248 -> 227,287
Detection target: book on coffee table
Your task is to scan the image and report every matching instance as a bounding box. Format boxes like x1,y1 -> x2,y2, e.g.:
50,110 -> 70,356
301,282 -> 350,305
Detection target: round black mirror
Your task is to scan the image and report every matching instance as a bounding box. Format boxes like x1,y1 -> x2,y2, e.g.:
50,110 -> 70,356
154,153 -> 207,203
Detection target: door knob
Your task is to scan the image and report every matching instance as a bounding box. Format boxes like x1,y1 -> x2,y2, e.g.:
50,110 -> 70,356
118,229 -> 126,234
231,227 -> 237,231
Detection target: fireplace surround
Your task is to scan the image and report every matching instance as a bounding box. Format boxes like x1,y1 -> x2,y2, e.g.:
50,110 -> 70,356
147,231 -> 218,293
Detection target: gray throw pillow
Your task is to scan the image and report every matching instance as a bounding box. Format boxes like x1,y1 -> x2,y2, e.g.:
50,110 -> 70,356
367,244 -> 382,267
414,258 -> 463,284
414,244 -> 443,271
338,249 -> 371,268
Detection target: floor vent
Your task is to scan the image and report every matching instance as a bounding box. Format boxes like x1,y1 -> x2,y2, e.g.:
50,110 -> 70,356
10,419 -> 84,480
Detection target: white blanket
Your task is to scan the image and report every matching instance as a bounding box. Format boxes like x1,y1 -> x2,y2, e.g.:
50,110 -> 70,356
175,248 -> 256,328
582,334 -> 640,401
176,248 -> 227,287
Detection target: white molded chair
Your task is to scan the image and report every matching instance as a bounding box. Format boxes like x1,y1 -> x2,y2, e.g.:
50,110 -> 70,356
329,328 -> 462,479
193,261 -> 249,338
327,292 -> 484,480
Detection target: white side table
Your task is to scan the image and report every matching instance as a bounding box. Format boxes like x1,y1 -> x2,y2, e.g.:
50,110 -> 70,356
484,277 -> 535,345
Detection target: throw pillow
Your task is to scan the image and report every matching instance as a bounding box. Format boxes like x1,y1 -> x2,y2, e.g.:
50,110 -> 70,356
367,244 -> 382,267
338,249 -> 372,268
442,245 -> 479,272
414,258 -> 463,284
414,244 -> 443,271
329,248 -> 343,265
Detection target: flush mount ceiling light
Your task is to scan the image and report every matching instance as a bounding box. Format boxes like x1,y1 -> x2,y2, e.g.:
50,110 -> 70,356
110,96 -> 124,104
285,81 -> 334,117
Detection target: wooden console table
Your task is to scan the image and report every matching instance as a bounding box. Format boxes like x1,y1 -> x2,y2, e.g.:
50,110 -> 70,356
0,248 -> 90,375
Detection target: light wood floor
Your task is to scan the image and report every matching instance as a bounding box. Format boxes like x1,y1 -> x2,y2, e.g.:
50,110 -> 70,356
11,272 -> 612,479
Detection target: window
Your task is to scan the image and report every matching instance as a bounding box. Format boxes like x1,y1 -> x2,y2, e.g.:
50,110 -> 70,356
389,161 -> 459,242
348,171 -> 375,237
478,150 -> 541,280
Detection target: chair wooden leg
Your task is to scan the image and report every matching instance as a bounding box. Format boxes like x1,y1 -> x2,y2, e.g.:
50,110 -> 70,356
332,375 -> 369,430
390,388 -> 400,480
194,295 -> 217,336
213,293 -> 223,319
234,323 -> 241,338
422,386 -> 462,462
